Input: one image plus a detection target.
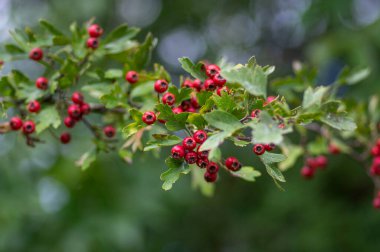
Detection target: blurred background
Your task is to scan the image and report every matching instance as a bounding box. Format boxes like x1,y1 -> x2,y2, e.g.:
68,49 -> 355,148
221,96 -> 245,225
1,0 -> 380,251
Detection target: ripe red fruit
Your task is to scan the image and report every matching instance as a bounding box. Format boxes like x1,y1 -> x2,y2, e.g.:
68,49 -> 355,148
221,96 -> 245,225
207,162 -> 219,174
190,95 -> 199,108
212,73 -> 226,86
197,158 -> 209,168
64,116 -> 76,128
371,146 -> 380,156
125,71 -> 139,84
205,64 -> 220,78
67,105 -> 82,119
264,143 -> 275,152
192,79 -> 202,91
154,79 -> 168,93
306,157 -> 319,169
197,145 -> 209,159
103,125 -> 116,138
86,37 -> 99,49
80,103 -> 91,115
9,117 -> 23,130
27,100 -> 41,113
22,120 -> 35,134
29,48 -> 43,61
253,144 -> 265,155
328,144 -> 340,155
225,157 -> 242,171
187,107 -> 196,113
204,171 -> 217,182
60,132 -> 71,144
172,107 -> 183,114
373,197 -> 380,209
251,109 -> 260,118
71,92 -> 84,104
216,86 -> 229,96
35,77 -> 49,90
88,24 -> 103,38
162,92 -> 176,106
301,166 -> 314,179
193,130 -> 207,144
204,78 -> 216,91
142,111 -> 156,125
185,151 -> 198,164
180,100 -> 191,111
183,137 -> 196,150
182,79 -> 193,88
315,155 -> 328,169
171,145 -> 185,159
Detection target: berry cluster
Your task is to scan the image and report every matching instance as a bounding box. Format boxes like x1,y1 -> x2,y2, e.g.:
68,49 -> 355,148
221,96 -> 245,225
300,155 -> 328,179
370,140 -> 380,175
86,24 -> 103,49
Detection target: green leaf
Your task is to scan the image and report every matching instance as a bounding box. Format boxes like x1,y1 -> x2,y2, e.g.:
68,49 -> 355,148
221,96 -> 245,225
196,91 -> 213,107
130,81 -> 154,98
167,86 -> 192,104
187,113 -> 207,129
213,92 -> 236,113
104,69 -> 123,79
222,60 -> 267,97
338,67 -> 370,86
191,167 -> 214,197
199,131 -> 230,151
104,24 -> 140,44
203,110 -> 242,132
144,134 -> 182,151
307,137 -> 328,155
178,57 -> 207,80
39,19 -> 64,36
4,44 -> 25,54
249,111 -> 284,144
160,157 -> 191,190
35,107 -> 61,133
129,108 -> 143,122
260,152 -> 287,164
279,145 -> 303,171
320,113 -> 357,131
302,86 -> 329,109
165,113 -> 189,131
76,149 -> 97,170
122,122 -> 143,138
231,166 -> 261,182
265,164 -> 286,182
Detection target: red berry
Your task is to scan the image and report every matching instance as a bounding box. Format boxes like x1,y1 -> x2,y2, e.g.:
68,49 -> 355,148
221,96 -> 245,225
216,86 -> 229,96
371,146 -> 380,156
193,130 -> 207,144
183,137 -> 196,150
266,96 -> 276,103
182,79 -> 193,88
103,125 -> 116,138
64,116 -> 76,128
251,109 -> 260,118
67,105 -> 82,119
315,155 -> 328,169
126,71 -> 138,84
172,107 -> 183,114
22,120 -> 35,134
29,48 -> 43,61
80,103 -> 91,115
253,144 -> 265,155
212,73 -> 226,86
35,77 -> 49,90
60,132 -> 71,144
180,100 -> 191,111
301,166 -> 314,179
71,92 -> 84,104
88,24 -> 103,38
204,171 -> 217,182
185,151 -> 198,164
225,157 -> 241,171
154,79 -> 168,93
27,100 -> 41,113
205,64 -> 220,78
171,145 -> 185,159
142,111 -> 156,125
373,197 -> 380,209
190,95 -> 199,108
197,158 -> 209,168
192,79 -> 202,91
204,78 -> 216,91
328,144 -> 340,155
197,145 -> 209,159
9,117 -> 23,130
306,157 -> 319,169
187,107 -> 196,113
206,162 -> 219,174
162,92 -> 176,106
264,143 -> 275,152
86,37 -> 99,49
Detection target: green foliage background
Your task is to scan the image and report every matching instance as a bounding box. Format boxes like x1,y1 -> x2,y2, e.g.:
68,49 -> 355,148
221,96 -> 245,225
1,0 -> 380,251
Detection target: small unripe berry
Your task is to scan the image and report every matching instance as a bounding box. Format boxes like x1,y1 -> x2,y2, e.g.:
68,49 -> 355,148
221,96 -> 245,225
35,77 -> 49,90
71,92 -> 84,105
171,145 -> 185,159
80,103 -> 91,115
212,73 -> 226,86
373,197 -> 380,209
172,107 -> 183,114
88,24 -> 103,38
60,132 -> 71,144
207,162 -> 219,174
162,92 -> 176,106
253,144 -> 265,155
29,48 -> 43,61
185,151 -> 198,164
64,116 -> 76,128
197,145 -> 209,159
225,157 -> 241,171
86,37 -> 99,49
197,158 -> 209,168
67,105 -> 82,119
192,79 -> 202,91
204,78 -> 216,91
27,100 -> 41,113
183,137 -> 196,150
264,96 -> 276,106
125,71 -> 139,84
204,171 -> 217,182
142,111 -> 156,125
103,125 -> 116,138
301,166 -> 314,179
22,120 -> 35,134
251,109 -> 260,118
205,64 -> 220,78
328,144 -> 340,155
10,117 -> 23,130
193,130 -> 207,144
154,79 -> 168,93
